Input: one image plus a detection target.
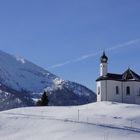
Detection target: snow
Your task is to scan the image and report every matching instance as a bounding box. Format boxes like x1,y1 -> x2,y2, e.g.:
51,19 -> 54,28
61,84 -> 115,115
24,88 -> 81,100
0,50 -> 56,92
0,102 -> 140,140
15,56 -> 26,64
45,78 -> 64,91
53,78 -> 64,89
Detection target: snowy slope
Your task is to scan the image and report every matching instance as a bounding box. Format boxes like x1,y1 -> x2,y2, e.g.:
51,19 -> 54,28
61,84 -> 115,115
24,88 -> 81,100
0,50 -> 96,110
0,83 -> 34,111
0,50 -> 58,92
0,102 -> 140,140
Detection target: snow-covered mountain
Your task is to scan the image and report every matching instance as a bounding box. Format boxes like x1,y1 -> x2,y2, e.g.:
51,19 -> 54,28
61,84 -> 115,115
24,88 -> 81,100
0,102 -> 140,140
0,50 -> 96,110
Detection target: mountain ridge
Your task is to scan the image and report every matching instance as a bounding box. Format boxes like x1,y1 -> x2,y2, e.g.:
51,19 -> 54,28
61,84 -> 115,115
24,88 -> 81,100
0,50 -> 96,110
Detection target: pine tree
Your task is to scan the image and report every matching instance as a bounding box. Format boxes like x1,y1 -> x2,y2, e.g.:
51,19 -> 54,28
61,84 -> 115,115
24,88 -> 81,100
41,91 -> 49,106
36,91 -> 49,106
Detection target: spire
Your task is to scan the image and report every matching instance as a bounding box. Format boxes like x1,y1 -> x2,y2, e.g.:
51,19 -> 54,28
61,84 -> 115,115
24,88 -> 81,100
103,50 -> 105,56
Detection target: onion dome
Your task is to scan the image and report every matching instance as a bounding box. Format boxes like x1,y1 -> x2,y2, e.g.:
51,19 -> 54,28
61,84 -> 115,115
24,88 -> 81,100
100,51 -> 108,63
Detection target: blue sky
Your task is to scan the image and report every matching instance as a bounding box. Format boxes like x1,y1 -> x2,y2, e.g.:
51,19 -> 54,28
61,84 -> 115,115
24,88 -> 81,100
0,0 -> 140,91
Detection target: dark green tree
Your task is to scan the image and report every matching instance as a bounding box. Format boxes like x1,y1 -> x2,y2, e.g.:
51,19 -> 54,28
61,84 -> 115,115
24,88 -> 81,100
36,91 -> 49,106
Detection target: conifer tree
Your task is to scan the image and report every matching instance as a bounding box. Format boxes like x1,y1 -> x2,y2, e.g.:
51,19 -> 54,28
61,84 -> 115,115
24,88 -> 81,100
36,91 -> 49,106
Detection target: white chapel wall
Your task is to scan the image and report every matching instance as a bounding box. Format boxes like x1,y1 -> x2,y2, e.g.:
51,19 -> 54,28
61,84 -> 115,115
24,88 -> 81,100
122,81 -> 140,104
97,80 -> 140,104
97,81 -> 106,101
106,80 -> 122,102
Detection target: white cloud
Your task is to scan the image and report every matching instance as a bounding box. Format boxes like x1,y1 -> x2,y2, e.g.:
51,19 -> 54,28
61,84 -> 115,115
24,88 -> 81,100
48,61 -> 71,69
48,38 -> 140,69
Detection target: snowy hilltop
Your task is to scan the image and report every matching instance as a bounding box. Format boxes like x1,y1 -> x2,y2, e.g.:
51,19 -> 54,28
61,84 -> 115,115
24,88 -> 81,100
0,50 -> 96,111
0,102 -> 140,140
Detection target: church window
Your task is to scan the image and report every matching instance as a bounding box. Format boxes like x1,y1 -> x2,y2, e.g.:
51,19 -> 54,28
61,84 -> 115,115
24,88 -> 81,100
126,86 -> 130,95
116,86 -> 119,95
98,87 -> 100,95
137,88 -> 140,96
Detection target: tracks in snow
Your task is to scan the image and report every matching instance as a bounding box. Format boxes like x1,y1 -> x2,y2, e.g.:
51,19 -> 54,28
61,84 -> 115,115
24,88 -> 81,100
2,112 -> 140,133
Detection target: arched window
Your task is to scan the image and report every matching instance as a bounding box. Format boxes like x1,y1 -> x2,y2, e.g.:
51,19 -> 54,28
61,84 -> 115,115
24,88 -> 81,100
116,86 -> 119,95
98,87 -> 100,95
126,86 -> 130,95
137,88 -> 140,96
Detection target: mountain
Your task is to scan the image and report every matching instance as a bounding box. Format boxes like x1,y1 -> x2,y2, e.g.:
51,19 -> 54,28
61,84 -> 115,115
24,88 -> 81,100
0,50 -> 96,110
0,102 -> 140,140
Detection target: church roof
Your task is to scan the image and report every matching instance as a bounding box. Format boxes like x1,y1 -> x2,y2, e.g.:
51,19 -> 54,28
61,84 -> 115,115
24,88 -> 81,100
96,68 -> 140,82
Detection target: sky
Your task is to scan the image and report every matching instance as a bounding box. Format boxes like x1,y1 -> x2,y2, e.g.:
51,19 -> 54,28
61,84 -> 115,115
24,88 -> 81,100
0,0 -> 140,91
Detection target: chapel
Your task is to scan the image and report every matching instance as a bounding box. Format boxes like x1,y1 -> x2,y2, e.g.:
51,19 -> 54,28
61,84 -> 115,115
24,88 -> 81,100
96,52 -> 140,104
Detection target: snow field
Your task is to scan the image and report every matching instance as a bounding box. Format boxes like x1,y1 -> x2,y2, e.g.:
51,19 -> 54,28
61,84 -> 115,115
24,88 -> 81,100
0,102 -> 140,140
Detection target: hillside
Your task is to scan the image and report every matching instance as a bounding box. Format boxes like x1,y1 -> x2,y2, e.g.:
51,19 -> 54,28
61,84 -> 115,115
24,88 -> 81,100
0,50 -> 96,110
0,102 -> 140,140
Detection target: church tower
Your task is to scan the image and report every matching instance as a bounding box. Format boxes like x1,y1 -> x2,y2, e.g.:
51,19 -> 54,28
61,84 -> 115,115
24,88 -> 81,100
100,51 -> 108,76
